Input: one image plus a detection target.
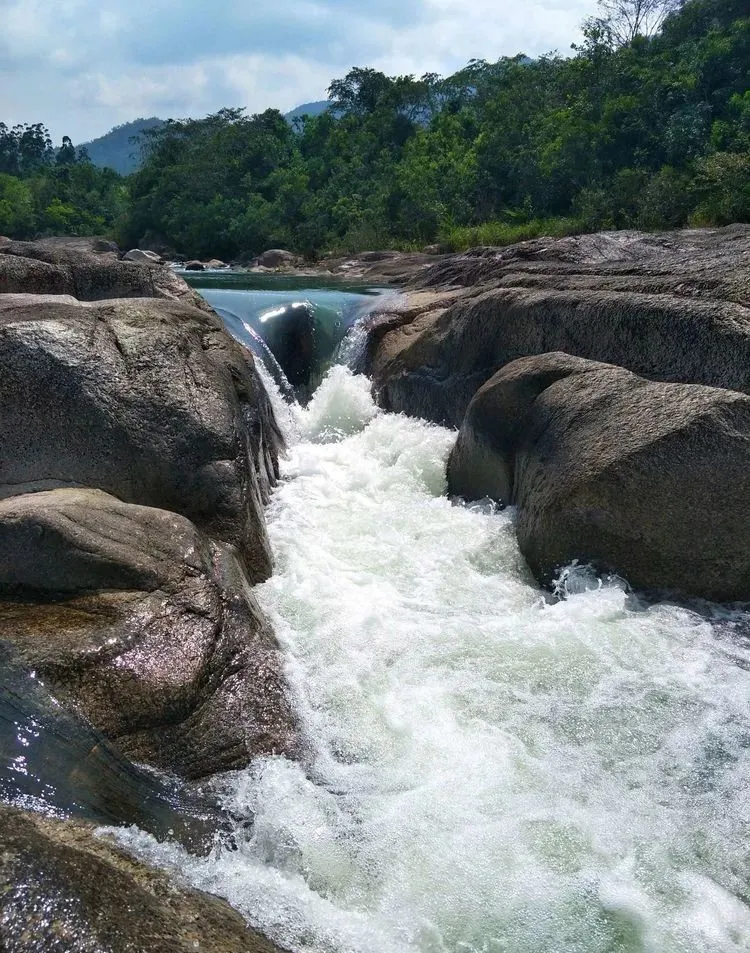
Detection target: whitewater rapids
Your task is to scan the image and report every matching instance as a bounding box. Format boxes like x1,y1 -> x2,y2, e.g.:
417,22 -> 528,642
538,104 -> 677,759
118,366 -> 750,953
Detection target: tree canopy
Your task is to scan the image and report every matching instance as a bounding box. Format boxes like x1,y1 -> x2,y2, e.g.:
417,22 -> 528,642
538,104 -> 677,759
1,0 -> 748,255
0,123 -> 126,238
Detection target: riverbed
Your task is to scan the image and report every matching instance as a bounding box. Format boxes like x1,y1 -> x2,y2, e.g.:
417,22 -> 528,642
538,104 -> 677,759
117,282 -> 750,953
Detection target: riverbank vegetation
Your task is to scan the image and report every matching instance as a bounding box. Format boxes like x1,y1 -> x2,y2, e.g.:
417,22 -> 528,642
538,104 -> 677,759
1,0 -> 748,256
0,123 -> 127,238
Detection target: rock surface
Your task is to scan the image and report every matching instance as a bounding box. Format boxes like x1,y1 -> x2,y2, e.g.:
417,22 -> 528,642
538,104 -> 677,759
0,293 -> 281,583
0,488 -> 299,779
0,236 -> 207,309
0,805 -> 285,953
0,641 -> 222,846
255,248 -> 298,268
123,247 -> 164,264
0,243 -> 300,944
365,227 -> 750,427
448,352 -> 750,601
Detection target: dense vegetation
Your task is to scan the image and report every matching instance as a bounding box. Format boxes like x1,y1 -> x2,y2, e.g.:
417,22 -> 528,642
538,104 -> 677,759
0,123 -> 127,238
2,0 -> 748,256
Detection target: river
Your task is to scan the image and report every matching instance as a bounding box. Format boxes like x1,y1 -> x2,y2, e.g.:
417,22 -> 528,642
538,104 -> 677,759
118,280 -> 750,953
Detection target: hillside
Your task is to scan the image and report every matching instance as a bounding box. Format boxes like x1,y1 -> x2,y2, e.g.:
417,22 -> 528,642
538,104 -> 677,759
82,117 -> 164,175
82,104 -> 329,175
284,100 -> 330,122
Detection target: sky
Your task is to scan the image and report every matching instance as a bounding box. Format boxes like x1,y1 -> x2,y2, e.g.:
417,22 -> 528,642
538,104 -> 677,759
0,0 -> 594,144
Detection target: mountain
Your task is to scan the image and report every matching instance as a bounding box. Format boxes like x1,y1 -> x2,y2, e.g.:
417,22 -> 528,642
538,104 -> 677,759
81,118 -> 165,175
284,101 -> 330,122
82,103 -> 330,176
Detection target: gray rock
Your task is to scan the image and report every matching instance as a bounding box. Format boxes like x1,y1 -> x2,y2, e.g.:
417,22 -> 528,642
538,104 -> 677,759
0,805 -> 285,953
0,237 -> 208,309
256,248 -> 298,268
0,489 -> 300,779
184,259 -> 206,270
0,294 -> 281,583
367,226 -> 750,426
448,352 -> 750,601
123,248 -> 164,264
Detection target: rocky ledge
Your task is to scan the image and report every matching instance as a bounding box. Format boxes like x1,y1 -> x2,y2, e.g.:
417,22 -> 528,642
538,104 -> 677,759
0,805 -> 282,953
364,226 -> 750,602
0,238 -> 296,951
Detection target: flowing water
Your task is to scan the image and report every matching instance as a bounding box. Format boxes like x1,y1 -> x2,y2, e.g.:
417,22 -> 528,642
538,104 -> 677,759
117,349 -> 750,953
184,273 -> 385,385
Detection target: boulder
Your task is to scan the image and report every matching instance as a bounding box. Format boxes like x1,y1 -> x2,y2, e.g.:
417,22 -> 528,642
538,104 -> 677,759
256,248 -> 298,268
0,294 -> 281,583
0,641 -> 222,846
0,489 -> 299,779
205,258 -> 226,269
367,226 -> 750,426
0,236 -> 208,309
124,247 -> 164,264
0,806 -> 284,953
184,259 -> 206,270
448,352 -> 750,602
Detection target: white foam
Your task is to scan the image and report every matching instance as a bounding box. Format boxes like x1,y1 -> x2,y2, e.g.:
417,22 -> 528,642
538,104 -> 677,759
116,367 -> 750,953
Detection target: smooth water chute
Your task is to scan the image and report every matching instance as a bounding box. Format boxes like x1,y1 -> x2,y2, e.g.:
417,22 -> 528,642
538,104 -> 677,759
214,304 -> 298,403
194,280 -> 385,399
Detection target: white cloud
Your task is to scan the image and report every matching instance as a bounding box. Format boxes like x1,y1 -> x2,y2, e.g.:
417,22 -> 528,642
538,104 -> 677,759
0,0 -> 596,143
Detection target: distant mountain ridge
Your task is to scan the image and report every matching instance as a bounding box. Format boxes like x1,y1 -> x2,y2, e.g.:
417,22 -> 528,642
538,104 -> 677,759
81,118 -> 165,175
82,102 -> 331,175
284,100 -> 330,122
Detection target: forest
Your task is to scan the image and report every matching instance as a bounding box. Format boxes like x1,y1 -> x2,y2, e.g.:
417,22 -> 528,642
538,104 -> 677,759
1,0 -> 748,258
0,125 -> 127,238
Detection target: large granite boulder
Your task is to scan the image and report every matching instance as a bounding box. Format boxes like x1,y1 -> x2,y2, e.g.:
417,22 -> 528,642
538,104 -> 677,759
0,293 -> 281,583
0,805 -> 284,953
0,236 -> 207,308
448,352 -> 750,602
0,488 -> 299,779
0,641 -> 222,847
255,248 -> 298,268
366,226 -> 750,426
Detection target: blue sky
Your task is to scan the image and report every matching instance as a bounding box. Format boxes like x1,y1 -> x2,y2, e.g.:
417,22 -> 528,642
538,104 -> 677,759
0,0 -> 593,143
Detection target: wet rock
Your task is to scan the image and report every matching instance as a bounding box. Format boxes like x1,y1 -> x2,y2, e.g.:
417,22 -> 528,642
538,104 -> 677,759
184,259 -> 206,270
0,805 -> 285,953
0,642 -> 222,847
0,294 -> 282,583
448,352 -> 750,601
367,226 -> 750,426
0,236 -> 207,309
260,301 -> 317,389
0,489 -> 300,779
123,248 -> 164,264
